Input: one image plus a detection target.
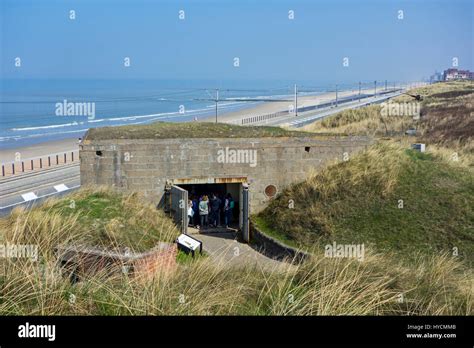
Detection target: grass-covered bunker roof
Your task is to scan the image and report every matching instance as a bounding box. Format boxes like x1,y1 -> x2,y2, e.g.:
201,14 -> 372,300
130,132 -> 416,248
84,122 -> 335,141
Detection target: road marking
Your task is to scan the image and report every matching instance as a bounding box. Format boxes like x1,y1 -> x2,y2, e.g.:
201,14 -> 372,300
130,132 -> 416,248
54,184 -> 69,192
1,184 -> 80,210
21,192 -> 38,201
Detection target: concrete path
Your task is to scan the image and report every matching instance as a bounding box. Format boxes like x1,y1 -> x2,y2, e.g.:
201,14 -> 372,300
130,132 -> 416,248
188,226 -> 291,271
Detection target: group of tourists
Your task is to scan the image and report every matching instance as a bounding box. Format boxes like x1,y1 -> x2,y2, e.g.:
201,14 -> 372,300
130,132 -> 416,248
187,193 -> 234,229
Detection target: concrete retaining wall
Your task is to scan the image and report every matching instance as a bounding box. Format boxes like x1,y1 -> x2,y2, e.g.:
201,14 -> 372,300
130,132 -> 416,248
250,222 -> 310,263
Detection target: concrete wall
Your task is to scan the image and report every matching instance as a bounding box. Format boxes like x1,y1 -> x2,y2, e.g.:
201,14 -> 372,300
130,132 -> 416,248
80,136 -> 373,213
250,222 -> 310,263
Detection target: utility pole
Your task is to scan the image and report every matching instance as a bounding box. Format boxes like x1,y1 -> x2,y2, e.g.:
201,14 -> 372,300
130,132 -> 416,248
294,84 -> 298,117
358,81 -> 361,102
385,80 -> 387,91
335,84 -> 338,107
374,80 -> 377,98
215,89 -> 219,123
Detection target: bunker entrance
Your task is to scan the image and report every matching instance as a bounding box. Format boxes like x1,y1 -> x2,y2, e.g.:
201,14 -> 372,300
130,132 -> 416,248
179,183 -> 241,232
167,181 -> 250,242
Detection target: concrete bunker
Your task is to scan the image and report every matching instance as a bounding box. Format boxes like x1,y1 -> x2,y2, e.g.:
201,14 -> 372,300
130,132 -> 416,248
79,123 -> 374,243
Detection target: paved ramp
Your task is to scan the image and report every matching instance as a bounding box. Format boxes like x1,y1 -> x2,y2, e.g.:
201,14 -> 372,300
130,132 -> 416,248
188,227 -> 290,271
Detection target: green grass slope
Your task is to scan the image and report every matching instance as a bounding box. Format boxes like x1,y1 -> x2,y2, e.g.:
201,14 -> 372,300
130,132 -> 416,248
0,187 -> 178,252
256,142 -> 474,265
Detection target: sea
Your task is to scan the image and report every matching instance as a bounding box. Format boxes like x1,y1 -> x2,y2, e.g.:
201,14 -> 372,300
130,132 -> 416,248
0,78 -> 343,150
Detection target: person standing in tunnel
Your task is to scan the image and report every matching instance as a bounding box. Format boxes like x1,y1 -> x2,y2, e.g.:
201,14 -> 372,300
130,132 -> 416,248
192,196 -> 199,227
187,199 -> 194,227
224,193 -> 233,228
219,193 -> 225,227
210,193 -> 221,228
199,195 -> 209,229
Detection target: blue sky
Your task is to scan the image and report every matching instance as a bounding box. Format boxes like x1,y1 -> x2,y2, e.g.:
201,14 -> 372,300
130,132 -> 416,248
1,0 -> 472,83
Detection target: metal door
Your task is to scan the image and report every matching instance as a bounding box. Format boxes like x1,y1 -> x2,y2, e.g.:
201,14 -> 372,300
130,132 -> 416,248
241,183 -> 250,242
169,185 -> 188,234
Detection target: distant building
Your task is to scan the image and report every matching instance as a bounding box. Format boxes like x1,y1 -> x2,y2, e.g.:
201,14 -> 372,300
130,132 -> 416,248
443,68 -> 474,81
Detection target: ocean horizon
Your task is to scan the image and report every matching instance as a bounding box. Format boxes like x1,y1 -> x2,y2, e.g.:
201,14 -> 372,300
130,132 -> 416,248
0,78 -> 364,149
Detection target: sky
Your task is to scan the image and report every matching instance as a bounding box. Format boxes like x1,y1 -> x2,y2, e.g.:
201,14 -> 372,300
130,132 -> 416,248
1,0 -> 473,83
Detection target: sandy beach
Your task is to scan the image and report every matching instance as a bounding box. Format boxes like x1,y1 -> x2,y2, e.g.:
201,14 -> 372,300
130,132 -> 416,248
0,138 -> 80,163
0,87 -> 378,162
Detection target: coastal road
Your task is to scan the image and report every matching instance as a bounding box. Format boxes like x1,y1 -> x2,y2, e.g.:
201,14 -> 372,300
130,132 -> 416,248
250,89 -> 405,128
0,163 -> 80,216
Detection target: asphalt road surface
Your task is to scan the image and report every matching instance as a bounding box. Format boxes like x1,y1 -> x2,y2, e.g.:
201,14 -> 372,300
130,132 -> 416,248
0,163 -> 80,216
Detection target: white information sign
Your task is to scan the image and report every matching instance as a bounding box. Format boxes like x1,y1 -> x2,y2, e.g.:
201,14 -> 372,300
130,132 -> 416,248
177,234 -> 202,251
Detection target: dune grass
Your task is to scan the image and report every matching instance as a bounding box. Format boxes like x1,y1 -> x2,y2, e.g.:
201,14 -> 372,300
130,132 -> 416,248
0,187 -> 471,315
0,231 -> 471,315
302,81 -> 473,153
0,187 -> 179,253
302,104 -> 413,136
301,103 -> 415,136
281,82 -> 472,260
255,141 -> 474,266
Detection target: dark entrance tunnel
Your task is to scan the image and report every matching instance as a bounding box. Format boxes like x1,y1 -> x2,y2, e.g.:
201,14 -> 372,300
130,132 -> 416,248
177,183 -> 240,228
167,180 -> 250,242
